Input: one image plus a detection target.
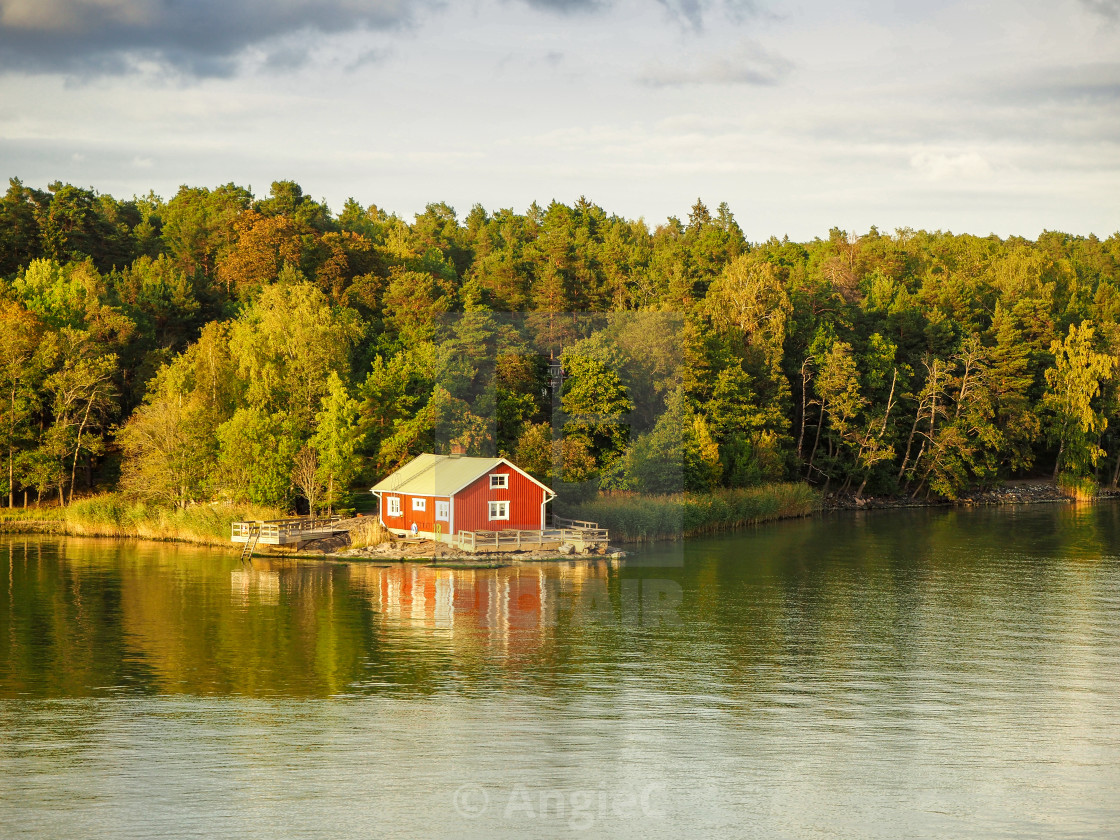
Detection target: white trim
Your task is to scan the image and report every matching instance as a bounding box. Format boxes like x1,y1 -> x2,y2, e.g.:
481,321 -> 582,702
386,496 -> 402,517
488,500 -> 510,521
412,497 -> 426,511
540,491 -> 555,529
490,473 -> 508,489
375,455 -> 554,498
445,457 -> 553,497
435,500 -> 450,521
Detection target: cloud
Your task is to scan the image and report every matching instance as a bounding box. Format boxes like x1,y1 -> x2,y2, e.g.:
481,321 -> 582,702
0,0 -> 774,78
999,62 -> 1120,104
654,0 -> 758,30
263,45 -> 312,73
521,0 -> 604,11
1081,0 -> 1120,20
346,47 -> 388,71
519,0 -> 758,29
910,150 -> 993,182
638,40 -> 791,86
0,0 -> 424,77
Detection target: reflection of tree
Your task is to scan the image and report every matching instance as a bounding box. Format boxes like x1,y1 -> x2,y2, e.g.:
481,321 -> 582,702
5,510 -> 1117,708
0,539 -> 377,698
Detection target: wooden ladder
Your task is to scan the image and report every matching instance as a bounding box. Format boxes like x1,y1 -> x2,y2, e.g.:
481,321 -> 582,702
239,522 -> 261,564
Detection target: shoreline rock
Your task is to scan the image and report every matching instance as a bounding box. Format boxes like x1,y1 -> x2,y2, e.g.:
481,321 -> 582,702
308,536 -> 629,564
824,480 -> 1120,511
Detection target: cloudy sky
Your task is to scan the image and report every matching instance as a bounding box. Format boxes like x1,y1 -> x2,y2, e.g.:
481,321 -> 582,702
1,0 -> 1118,239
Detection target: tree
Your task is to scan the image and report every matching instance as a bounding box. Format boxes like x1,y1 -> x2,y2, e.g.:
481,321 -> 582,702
229,278 -> 361,427
311,373 -> 363,515
118,396 -> 206,508
43,330 -> 117,504
215,211 -> 305,299
162,183 -> 252,280
116,321 -> 236,507
0,302 -> 53,505
13,258 -> 98,328
1042,321 -> 1115,478
380,268 -> 453,349
216,408 -> 301,506
0,178 -> 46,277
806,341 -> 864,485
291,445 -> 323,515
706,254 -> 792,373
560,355 -> 634,469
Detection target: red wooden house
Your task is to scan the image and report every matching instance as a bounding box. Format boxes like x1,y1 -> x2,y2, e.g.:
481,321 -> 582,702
371,454 -> 555,542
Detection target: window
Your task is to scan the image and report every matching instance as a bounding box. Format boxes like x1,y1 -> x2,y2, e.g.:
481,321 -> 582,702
386,496 -> 401,517
436,501 -> 450,521
488,500 -> 509,521
490,473 -> 508,489
412,497 -> 426,512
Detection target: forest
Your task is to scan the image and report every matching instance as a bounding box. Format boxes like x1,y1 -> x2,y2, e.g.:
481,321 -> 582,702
2,176 -> 1120,514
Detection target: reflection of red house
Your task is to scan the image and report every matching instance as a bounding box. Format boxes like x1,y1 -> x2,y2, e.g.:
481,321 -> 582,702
371,454 -> 555,542
371,565 -> 553,652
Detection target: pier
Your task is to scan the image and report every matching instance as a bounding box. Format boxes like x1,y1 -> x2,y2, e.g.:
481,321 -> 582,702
456,517 -> 609,553
231,516 -> 345,546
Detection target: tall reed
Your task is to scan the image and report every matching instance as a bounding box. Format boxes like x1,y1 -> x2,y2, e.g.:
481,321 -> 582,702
559,483 -> 818,542
1057,473 -> 1098,502
347,516 -> 391,549
18,493 -> 288,545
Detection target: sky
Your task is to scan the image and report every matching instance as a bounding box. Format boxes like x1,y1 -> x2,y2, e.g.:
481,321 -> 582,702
1,0 -> 1118,240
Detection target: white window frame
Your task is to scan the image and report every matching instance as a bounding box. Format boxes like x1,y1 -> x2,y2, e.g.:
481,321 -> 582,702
435,500 -> 450,521
490,473 -> 508,489
412,497 -> 426,512
386,496 -> 401,517
488,500 -> 509,521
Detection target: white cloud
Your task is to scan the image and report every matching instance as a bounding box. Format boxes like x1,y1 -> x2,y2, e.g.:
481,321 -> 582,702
638,40 -> 792,86
0,0 -> 1118,238
909,151 -> 994,182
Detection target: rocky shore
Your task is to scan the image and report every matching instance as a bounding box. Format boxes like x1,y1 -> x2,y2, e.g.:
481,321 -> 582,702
824,479 -> 1120,511
296,533 -> 628,563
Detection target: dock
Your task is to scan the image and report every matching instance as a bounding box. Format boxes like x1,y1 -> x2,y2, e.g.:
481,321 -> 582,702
456,517 -> 609,554
231,516 -> 345,546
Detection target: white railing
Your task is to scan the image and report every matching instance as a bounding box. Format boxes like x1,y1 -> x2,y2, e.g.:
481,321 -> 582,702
456,527 -> 609,552
231,516 -> 342,543
552,516 -> 601,530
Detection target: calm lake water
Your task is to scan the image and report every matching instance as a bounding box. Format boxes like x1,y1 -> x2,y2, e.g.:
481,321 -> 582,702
2,504 -> 1119,839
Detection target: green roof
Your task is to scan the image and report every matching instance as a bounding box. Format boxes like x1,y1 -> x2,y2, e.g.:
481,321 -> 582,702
370,454 -> 506,497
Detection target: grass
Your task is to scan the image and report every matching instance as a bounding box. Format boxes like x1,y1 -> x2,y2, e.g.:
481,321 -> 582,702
347,516 -> 391,549
0,493 -> 285,546
1058,473 -> 1099,502
1,484 -> 818,547
558,483 -> 819,542
0,507 -> 59,524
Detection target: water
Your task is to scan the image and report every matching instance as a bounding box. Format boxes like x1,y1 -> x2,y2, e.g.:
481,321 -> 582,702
2,504 -> 1119,838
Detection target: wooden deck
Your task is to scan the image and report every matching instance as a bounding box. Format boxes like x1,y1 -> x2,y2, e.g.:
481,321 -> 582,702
231,516 -> 343,546
456,522 -> 609,553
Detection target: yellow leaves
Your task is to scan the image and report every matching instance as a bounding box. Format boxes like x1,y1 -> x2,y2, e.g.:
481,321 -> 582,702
706,254 -> 792,371
1043,320 -> 1116,473
228,280 -> 361,423
215,210 -> 304,297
